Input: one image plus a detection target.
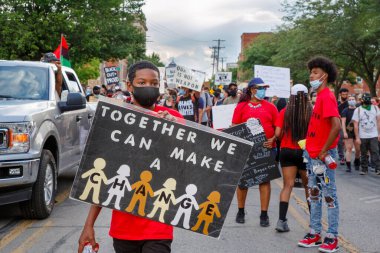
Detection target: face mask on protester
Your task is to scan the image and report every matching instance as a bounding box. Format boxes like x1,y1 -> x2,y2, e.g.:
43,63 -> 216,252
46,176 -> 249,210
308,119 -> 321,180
220,93 -> 225,99
178,88 -> 185,96
255,89 -> 266,100
310,74 -> 326,89
132,86 -> 160,107
86,89 -> 92,96
348,100 -> 356,107
229,89 -> 237,97
363,98 -> 372,105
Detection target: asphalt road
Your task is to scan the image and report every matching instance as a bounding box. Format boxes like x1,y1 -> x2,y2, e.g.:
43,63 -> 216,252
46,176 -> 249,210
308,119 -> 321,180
0,165 -> 379,253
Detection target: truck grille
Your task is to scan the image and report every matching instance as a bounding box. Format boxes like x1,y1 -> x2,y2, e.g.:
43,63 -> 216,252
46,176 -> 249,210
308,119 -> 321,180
0,128 -> 9,149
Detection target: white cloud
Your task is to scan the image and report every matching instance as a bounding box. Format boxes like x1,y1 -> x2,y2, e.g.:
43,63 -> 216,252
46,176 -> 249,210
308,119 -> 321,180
142,0 -> 285,78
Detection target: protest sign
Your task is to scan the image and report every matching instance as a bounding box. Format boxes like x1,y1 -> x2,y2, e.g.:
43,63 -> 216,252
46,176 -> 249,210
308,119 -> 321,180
223,118 -> 281,187
212,104 -> 236,130
166,67 -> 176,89
215,72 -> 232,86
104,67 -> 120,86
70,99 -> 252,238
254,65 -> 290,98
158,67 -> 166,94
173,65 -> 203,92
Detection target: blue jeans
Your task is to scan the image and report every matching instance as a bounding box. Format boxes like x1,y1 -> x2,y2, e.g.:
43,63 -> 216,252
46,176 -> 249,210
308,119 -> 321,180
304,149 -> 339,237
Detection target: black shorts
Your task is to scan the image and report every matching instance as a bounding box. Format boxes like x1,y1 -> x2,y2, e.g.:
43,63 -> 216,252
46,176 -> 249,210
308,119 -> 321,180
113,238 -> 172,253
279,148 -> 306,170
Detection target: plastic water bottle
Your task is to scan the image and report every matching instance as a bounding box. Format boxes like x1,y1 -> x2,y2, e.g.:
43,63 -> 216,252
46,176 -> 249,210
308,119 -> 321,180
323,155 -> 337,169
82,242 -> 99,253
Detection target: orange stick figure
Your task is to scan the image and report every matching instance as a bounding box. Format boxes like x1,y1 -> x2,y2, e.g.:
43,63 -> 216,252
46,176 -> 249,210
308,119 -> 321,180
125,170 -> 154,216
191,191 -> 221,235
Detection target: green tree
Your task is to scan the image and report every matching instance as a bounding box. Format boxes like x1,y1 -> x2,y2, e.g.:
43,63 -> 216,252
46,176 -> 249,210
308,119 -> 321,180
0,0 -> 146,67
144,52 -> 165,67
75,58 -> 101,85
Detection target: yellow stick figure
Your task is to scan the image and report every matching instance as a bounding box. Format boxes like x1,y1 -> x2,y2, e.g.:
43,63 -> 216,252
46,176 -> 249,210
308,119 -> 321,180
191,191 -> 221,235
125,170 -> 154,216
79,158 -> 108,204
147,178 -> 177,223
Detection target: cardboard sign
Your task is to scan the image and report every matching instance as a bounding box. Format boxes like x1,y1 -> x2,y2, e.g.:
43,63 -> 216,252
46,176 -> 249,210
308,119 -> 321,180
70,99 -> 252,238
158,67 -> 166,94
173,65 -> 203,92
223,118 -> 281,187
104,67 -> 120,86
166,67 -> 176,89
254,65 -> 290,98
212,104 -> 236,130
215,72 -> 232,86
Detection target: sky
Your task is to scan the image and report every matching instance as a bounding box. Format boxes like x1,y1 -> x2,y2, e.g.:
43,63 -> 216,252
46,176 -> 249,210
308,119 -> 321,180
142,0 -> 285,78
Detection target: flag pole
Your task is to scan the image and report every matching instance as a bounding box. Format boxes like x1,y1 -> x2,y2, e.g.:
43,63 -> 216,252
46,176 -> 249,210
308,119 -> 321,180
60,34 -> 63,62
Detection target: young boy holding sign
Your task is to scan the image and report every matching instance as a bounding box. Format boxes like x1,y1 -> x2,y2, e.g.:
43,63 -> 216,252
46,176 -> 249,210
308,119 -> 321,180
78,61 -> 183,253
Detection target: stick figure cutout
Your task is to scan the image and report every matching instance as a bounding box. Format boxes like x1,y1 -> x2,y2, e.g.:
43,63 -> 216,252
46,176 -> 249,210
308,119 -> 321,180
79,158 -> 108,204
125,170 -> 154,216
191,191 -> 221,235
171,184 -> 199,229
147,178 -> 177,223
102,164 -> 132,210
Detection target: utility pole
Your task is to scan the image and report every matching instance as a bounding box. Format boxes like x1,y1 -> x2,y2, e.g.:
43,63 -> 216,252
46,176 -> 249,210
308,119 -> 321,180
209,46 -> 217,76
220,57 -> 227,71
213,39 -> 225,72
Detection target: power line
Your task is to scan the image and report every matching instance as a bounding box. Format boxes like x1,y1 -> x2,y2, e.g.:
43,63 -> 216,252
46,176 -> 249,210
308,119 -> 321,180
212,39 -> 225,72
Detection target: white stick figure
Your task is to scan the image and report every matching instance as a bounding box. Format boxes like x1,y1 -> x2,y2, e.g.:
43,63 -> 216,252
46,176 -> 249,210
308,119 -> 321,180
147,178 -> 177,223
171,184 -> 199,229
79,158 -> 108,204
102,164 -> 132,210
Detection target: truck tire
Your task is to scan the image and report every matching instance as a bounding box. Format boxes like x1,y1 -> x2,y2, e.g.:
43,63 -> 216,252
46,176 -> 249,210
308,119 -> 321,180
20,149 -> 57,219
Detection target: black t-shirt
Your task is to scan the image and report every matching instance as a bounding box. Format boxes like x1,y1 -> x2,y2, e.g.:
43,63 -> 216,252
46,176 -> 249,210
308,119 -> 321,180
338,100 -> 348,115
177,95 -> 196,122
341,107 -> 355,127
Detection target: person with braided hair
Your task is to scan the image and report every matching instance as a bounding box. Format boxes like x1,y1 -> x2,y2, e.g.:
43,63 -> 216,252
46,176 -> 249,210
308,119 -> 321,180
274,84 -> 312,232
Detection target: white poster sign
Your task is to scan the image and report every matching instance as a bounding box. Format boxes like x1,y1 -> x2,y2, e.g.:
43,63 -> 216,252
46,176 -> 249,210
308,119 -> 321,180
158,67 -> 166,94
215,72 -> 232,86
173,65 -> 203,92
212,104 -> 237,130
254,65 -> 291,98
165,67 -> 176,89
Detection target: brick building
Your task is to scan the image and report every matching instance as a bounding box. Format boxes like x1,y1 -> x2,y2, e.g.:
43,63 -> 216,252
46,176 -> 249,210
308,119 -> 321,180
237,32 -> 271,81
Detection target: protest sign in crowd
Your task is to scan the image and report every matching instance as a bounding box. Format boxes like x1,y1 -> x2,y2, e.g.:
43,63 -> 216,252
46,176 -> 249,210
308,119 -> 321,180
75,56 -> 379,253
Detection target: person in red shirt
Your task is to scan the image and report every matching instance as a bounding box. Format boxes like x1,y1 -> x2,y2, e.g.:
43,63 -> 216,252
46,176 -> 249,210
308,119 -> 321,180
298,57 -> 341,253
274,84 -> 312,232
78,61 -> 183,253
232,77 -> 278,227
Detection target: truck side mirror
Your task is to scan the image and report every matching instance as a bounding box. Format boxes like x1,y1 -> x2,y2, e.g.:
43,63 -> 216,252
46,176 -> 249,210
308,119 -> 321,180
58,92 -> 86,112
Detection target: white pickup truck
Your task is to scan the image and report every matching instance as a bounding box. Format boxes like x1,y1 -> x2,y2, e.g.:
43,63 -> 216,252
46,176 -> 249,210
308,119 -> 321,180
0,60 -> 93,218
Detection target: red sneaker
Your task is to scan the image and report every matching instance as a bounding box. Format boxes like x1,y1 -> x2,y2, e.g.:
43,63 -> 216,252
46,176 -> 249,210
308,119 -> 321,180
298,233 -> 322,248
319,237 -> 339,253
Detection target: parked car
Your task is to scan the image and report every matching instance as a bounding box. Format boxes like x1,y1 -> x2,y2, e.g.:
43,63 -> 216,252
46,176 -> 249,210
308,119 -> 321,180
0,60 -> 93,218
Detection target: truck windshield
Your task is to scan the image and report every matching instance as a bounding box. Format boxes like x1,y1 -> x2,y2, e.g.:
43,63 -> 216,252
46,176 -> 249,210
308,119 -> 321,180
0,66 -> 49,100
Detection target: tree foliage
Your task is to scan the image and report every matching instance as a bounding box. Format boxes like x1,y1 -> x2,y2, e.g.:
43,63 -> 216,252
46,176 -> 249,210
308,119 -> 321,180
240,0 -> 380,96
75,58 -> 101,84
0,0 -> 146,66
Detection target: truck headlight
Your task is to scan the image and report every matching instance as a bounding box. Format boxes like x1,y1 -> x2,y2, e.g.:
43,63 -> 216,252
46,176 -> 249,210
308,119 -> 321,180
0,122 -> 35,154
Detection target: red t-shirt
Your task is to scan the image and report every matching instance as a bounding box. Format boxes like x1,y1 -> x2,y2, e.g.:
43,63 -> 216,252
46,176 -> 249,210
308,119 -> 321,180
275,108 -> 300,150
232,100 -> 278,143
306,87 -> 340,158
109,105 -> 183,240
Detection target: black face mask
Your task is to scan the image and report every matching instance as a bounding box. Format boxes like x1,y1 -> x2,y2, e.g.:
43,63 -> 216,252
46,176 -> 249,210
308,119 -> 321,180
229,89 -> 237,97
363,98 -> 371,105
132,86 -> 160,107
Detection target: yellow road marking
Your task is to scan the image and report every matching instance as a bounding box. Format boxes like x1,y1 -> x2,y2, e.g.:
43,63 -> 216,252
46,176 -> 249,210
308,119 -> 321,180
274,179 -> 360,253
12,220 -> 53,253
0,220 -> 34,250
0,186 -> 70,251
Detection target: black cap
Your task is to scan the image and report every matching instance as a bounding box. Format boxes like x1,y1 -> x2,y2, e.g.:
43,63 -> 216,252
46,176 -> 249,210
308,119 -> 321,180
41,52 -> 59,63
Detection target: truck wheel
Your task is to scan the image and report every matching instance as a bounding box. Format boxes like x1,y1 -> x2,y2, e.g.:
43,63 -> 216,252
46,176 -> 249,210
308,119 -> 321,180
21,149 -> 57,219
